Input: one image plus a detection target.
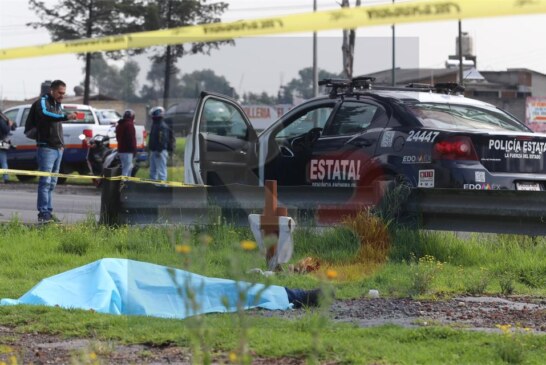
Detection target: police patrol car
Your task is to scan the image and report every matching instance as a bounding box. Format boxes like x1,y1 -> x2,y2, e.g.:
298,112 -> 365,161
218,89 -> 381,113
185,78 -> 546,191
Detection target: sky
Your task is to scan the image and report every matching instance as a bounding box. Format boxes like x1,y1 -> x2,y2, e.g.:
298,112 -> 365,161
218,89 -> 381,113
1,0 -> 546,101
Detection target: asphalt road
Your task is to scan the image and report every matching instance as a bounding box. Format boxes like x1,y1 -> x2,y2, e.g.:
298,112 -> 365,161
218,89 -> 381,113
0,183 -> 100,224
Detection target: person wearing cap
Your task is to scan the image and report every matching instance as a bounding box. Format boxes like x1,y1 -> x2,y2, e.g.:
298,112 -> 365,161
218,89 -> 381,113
148,106 -> 174,181
115,109 -> 137,177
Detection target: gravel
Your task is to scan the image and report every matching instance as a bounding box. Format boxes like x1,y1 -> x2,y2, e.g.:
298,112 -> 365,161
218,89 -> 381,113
1,295 -> 544,364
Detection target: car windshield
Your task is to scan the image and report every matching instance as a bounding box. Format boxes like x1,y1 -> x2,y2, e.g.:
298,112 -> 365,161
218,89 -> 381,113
99,110 -> 120,122
406,103 -> 530,132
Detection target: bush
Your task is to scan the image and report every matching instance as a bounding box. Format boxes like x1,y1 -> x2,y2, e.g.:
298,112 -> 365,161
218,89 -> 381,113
342,209 -> 390,264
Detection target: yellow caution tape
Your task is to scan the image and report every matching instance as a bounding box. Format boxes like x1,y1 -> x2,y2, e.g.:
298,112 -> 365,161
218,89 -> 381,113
1,0 -> 545,60
0,169 -> 200,187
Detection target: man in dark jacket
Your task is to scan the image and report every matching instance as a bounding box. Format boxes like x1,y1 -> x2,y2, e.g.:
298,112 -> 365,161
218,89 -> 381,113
25,80 -> 76,223
115,109 -> 137,177
148,106 -> 174,181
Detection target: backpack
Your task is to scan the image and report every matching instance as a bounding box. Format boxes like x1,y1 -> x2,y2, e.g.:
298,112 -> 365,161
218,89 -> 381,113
0,113 -> 8,140
24,102 -> 39,140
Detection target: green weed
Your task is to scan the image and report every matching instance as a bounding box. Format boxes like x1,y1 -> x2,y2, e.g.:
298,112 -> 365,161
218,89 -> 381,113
498,271 -> 516,296
408,255 -> 444,296
463,267 -> 491,295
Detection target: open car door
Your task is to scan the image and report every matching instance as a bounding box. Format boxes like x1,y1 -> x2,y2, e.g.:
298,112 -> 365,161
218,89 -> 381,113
188,92 -> 258,186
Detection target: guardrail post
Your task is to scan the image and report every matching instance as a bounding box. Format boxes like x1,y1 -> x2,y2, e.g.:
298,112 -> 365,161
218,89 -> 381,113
99,166 -> 121,225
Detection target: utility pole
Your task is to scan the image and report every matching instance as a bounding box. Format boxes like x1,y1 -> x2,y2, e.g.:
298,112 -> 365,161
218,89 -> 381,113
312,0 -> 318,97
458,20 -> 463,85
83,0 -> 93,105
391,0 -> 396,86
163,0 -> 173,109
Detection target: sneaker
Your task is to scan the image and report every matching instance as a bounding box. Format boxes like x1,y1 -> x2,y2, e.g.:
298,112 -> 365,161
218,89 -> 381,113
286,288 -> 323,309
38,213 -> 53,223
38,213 -> 60,224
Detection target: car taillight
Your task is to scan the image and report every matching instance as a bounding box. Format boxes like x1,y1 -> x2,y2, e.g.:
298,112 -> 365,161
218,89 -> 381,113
433,136 -> 478,160
82,129 -> 93,148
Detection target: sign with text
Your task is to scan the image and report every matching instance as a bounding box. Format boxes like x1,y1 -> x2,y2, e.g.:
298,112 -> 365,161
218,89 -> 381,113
526,97 -> 546,132
243,104 -> 293,131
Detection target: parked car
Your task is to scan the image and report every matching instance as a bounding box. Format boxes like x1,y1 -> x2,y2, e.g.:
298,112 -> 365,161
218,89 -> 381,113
96,109 -> 121,125
184,79 -> 546,191
164,99 -> 198,136
3,104 -> 147,183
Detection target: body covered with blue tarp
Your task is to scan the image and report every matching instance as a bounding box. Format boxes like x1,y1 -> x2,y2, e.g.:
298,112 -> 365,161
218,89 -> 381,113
0,258 -> 290,318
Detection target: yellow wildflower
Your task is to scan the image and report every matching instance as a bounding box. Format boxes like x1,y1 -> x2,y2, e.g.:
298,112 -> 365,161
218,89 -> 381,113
229,351 -> 238,363
326,269 -> 338,280
175,244 -> 192,254
240,240 -> 257,251
496,324 -> 512,334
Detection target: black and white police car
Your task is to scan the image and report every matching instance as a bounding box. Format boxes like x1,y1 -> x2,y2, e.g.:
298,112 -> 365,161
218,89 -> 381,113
184,78 -> 546,191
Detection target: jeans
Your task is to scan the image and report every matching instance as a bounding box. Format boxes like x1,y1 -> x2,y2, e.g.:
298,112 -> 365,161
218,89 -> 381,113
0,150 -> 7,182
149,150 -> 168,181
37,147 -> 63,214
118,152 -> 133,177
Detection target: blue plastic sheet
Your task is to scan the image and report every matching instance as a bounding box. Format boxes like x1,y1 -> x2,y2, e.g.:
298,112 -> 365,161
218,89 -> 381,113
0,258 -> 290,318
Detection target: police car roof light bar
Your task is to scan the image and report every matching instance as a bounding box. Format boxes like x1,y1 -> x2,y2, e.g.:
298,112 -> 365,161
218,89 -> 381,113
319,78 -> 352,98
320,77 -> 376,99
319,78 -> 465,97
434,82 -> 465,94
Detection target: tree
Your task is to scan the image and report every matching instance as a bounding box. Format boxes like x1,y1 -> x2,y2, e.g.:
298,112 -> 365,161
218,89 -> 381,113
141,0 -> 233,107
243,92 -> 277,105
341,0 -> 361,79
281,67 -> 342,103
140,61 -> 183,101
85,53 -> 140,101
118,60 -> 141,102
28,0 -> 144,104
179,70 -> 238,99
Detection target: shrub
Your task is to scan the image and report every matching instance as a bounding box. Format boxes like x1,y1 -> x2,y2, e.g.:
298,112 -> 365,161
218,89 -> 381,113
342,209 -> 390,264
408,255 -> 444,296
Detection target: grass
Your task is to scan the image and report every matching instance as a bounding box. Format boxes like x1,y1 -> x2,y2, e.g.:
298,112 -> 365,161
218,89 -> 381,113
1,217 -> 546,363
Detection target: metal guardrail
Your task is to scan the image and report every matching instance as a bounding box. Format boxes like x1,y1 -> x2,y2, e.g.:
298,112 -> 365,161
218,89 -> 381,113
100,173 -> 546,235
408,188 -> 546,235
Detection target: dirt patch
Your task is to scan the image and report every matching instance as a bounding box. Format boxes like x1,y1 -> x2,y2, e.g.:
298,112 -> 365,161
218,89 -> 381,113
1,296 -> 545,364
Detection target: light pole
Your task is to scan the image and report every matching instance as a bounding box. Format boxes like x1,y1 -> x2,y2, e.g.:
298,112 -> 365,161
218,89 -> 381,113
312,0 -> 318,97
392,0 -> 396,86
458,20 -> 464,85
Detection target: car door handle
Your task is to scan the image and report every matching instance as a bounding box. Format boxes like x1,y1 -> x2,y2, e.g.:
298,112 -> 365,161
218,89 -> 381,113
348,139 -> 373,147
